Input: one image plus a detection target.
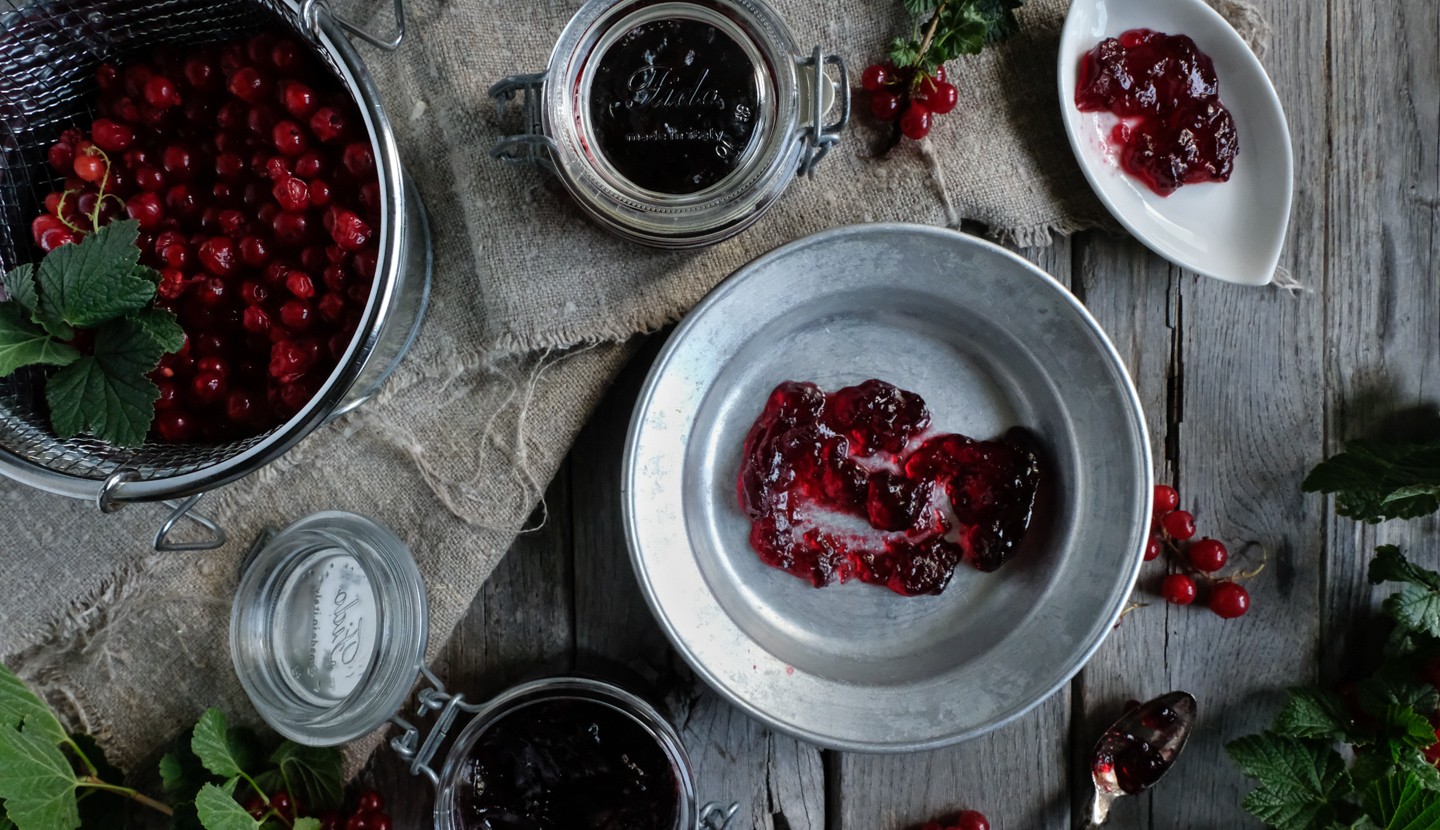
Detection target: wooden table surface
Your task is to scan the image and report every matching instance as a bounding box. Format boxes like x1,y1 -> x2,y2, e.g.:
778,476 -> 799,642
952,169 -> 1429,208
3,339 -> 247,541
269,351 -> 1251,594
365,0 -> 1440,826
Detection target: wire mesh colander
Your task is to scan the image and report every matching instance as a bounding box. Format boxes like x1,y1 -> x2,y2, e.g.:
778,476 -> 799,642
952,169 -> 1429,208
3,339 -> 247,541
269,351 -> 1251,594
0,0 -> 431,548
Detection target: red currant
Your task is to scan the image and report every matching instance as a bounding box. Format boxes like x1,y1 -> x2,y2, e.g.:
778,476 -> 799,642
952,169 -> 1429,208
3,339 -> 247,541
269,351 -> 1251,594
272,176 -> 310,212
243,306 -> 272,335
47,142 -> 74,172
281,81 -> 318,118
309,107 -> 348,143
227,66 -> 271,104
183,54 -> 218,90
38,227 -> 77,252
273,120 -> 309,156
869,90 -> 901,121
279,299 -> 314,331
198,237 -> 239,277
73,151 -> 107,183
899,103 -> 933,140
954,811 -> 990,830
1161,510 -> 1196,541
143,75 -> 181,109
155,409 -> 194,441
329,209 -> 372,251
91,118 -> 135,153
1161,573 -> 1197,605
341,142 -> 374,178
925,81 -> 958,115
1153,484 -> 1179,516
96,62 -> 120,90
1209,582 -> 1250,619
273,211 -> 310,246
357,790 -> 384,813
1187,538 -> 1228,572
860,63 -> 889,91
369,815 -> 392,830
1144,534 -> 1163,561
242,796 -> 266,819
125,193 -> 165,230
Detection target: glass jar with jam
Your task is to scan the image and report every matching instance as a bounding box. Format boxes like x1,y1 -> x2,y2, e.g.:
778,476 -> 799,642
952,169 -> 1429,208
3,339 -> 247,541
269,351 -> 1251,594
230,511 -> 737,830
490,0 -> 849,248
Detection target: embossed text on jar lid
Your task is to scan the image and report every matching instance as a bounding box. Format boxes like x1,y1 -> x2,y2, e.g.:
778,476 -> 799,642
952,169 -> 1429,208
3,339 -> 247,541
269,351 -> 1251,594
230,511 -> 428,746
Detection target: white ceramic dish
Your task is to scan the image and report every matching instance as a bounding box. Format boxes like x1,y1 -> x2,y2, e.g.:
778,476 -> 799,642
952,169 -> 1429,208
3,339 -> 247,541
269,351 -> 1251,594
622,224 -> 1152,751
1058,0 -> 1293,286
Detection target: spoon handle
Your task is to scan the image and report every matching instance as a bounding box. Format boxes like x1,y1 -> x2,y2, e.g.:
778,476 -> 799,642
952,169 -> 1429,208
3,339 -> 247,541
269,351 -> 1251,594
1079,790 -> 1115,829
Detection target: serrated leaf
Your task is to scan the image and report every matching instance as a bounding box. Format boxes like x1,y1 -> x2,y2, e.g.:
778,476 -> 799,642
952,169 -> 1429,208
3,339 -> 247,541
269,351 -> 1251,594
0,722 -> 80,830
1304,441 -> 1440,523
1276,688 -> 1354,741
0,809 -> 14,830
190,711 -> 249,780
1227,732 -> 1351,830
1364,770 -> 1440,829
34,220 -> 153,329
1386,585 -> 1440,639
194,784 -> 260,830
1380,705 -> 1438,752
160,744 -> 210,803
0,664 -> 67,748
130,307 -> 185,354
1370,547 -> 1440,591
2,265 -> 37,313
266,743 -> 343,811
46,317 -> 166,447
1356,668 -> 1440,723
0,305 -> 80,377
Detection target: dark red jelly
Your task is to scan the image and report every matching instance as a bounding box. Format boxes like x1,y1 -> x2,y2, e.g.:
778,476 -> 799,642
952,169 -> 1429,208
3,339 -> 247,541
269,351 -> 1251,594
738,380 -> 1042,596
1093,704 -> 1184,794
1075,29 -> 1238,196
589,17 -> 761,195
452,699 -> 680,830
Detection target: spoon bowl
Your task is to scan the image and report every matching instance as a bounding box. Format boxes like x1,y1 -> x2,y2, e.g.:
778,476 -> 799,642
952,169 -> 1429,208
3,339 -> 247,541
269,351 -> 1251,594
1084,691 -> 1198,827
1058,0 -> 1293,286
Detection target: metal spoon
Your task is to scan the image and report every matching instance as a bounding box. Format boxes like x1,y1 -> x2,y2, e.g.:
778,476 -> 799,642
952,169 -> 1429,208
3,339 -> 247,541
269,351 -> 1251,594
1082,691 -> 1198,828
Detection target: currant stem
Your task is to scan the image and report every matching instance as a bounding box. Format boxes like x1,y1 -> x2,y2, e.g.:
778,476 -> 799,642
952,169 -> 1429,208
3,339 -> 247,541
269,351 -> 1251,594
79,777 -> 174,816
917,2 -> 948,64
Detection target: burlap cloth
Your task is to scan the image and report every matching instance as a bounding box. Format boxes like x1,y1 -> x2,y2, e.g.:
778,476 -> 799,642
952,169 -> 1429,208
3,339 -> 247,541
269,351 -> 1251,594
0,0 -> 1266,775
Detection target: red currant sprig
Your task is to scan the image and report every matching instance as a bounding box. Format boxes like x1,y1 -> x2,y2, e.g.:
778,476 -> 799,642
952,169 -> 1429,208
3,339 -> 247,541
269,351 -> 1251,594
920,809 -> 990,830
1147,485 -> 1263,619
860,63 -> 959,141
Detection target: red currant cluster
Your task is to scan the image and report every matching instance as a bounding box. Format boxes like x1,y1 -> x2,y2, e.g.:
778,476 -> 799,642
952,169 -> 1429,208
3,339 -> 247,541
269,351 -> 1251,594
1147,485 -> 1253,619
34,34 -> 380,443
860,63 -> 959,141
317,789 -> 392,830
920,810 -> 989,830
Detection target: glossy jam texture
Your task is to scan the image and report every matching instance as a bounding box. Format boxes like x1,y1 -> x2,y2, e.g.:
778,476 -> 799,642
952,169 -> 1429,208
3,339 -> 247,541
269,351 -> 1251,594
1075,29 -> 1238,196
589,17 -> 761,195
452,699 -> 680,830
1093,703 -> 1185,794
738,380 -> 1042,596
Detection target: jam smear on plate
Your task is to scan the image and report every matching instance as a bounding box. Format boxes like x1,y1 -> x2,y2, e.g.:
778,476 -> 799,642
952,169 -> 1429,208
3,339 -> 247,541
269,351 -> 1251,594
738,379 -> 1042,596
452,699 -> 680,830
1075,29 -> 1238,196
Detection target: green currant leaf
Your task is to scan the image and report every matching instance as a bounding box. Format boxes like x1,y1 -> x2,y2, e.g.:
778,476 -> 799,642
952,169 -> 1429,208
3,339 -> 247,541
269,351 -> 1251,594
0,305 -> 80,377
292,819 -> 321,830
0,721 -> 81,830
1363,770 -> 1440,829
1275,688 -> 1354,742
193,784 -> 261,830
1304,441 -> 1440,523
0,808 -> 14,830
2,265 -> 37,313
190,711 -> 252,781
33,220 -> 154,329
129,307 -> 186,355
160,744 -> 210,804
0,664 -> 67,748
266,743 -> 343,811
1356,668 -> 1440,724
45,316 -> 166,447
1227,732 -> 1351,830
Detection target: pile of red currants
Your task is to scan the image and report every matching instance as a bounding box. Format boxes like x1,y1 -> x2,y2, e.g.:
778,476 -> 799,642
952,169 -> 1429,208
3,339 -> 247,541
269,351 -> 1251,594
860,63 -> 960,140
1147,485 -> 1254,619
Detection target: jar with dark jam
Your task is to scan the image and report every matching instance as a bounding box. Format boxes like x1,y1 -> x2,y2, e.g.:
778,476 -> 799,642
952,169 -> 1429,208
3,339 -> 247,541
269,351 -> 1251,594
491,0 -> 849,248
451,698 -> 682,830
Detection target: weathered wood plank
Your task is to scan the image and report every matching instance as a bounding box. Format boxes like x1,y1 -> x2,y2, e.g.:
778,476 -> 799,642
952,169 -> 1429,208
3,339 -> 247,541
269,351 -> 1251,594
569,338 -> 828,830
1322,0 -> 1440,683
356,471 -> 575,824
1065,232 -> 1181,829
1157,0 -> 1332,823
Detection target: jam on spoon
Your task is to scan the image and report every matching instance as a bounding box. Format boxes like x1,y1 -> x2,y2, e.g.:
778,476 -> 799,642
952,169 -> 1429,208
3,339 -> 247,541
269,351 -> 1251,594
1075,29 -> 1238,196
1085,691 -> 1198,827
738,379 -> 1042,596
451,698 -> 681,830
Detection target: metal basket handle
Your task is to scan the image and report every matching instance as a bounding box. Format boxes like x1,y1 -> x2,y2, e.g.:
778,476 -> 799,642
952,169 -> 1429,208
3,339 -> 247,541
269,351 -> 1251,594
300,0 -> 407,52
96,472 -> 226,552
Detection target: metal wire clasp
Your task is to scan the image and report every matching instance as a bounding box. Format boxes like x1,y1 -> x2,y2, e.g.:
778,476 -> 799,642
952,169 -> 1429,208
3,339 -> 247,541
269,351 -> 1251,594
389,665 -> 483,787
700,801 -> 740,829
300,0 -> 407,51
796,47 -> 850,178
489,73 -> 559,176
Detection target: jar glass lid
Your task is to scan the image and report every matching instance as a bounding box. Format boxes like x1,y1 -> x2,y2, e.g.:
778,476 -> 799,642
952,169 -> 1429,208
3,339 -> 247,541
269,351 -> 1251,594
230,511 -> 427,745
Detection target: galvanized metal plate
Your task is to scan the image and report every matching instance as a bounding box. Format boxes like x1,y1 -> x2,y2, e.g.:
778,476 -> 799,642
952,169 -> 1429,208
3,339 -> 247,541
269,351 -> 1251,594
623,224 -> 1151,752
